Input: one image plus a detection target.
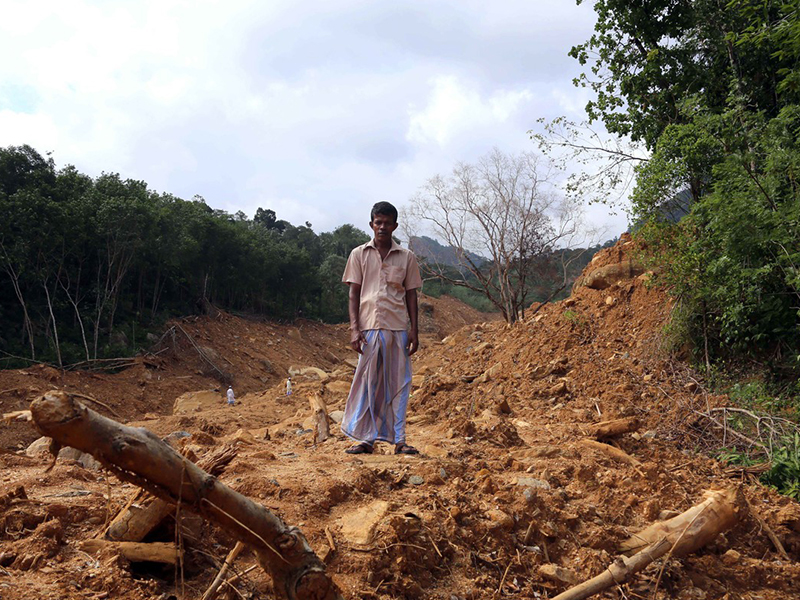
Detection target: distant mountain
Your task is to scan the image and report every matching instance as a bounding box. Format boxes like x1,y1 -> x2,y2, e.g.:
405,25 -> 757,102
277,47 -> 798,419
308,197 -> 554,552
408,236 -> 487,268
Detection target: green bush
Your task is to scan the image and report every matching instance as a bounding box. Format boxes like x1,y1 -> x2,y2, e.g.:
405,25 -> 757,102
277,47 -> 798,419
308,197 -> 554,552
761,434 -> 800,500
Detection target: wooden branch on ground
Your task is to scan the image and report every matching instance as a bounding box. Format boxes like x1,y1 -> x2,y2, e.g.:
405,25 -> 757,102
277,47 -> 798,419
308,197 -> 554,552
174,323 -> 231,384
579,439 -> 644,476
63,358 -> 138,372
80,539 -> 183,564
104,444 -> 237,542
743,491 -> 789,560
202,541 -> 245,600
31,390 -> 343,600
223,564 -> 259,591
585,417 -> 638,439
551,488 -> 741,600
2,410 -> 32,423
68,392 -> 121,418
691,409 -> 769,455
310,395 -> 330,444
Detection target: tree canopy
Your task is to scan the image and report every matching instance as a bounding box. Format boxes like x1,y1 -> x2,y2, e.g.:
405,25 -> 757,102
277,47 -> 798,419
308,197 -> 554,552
0,145 -> 371,366
571,0 -> 800,367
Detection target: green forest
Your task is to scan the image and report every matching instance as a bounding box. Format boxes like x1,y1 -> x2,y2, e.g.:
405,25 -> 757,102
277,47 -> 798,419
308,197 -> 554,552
0,145 -> 371,366
569,0 -> 800,386
0,146 -> 600,367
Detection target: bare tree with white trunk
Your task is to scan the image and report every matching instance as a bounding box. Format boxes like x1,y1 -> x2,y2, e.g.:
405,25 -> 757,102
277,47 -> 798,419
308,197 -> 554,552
403,148 -> 591,324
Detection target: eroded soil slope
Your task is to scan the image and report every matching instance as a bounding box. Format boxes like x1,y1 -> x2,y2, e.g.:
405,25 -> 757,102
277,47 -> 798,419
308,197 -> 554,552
1,237 -> 798,600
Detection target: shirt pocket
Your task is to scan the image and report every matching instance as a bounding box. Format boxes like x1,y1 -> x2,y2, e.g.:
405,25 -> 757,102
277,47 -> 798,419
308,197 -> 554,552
385,265 -> 405,290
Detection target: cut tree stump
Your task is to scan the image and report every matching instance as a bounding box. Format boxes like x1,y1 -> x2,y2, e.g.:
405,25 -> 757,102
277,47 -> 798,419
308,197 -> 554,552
30,390 -> 343,600
80,539 -> 183,564
104,444 -> 237,542
309,394 -> 330,444
551,487 -> 742,600
585,417 -> 639,439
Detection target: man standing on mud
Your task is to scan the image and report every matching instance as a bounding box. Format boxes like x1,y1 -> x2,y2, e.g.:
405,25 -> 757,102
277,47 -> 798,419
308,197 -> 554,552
341,201 -> 422,455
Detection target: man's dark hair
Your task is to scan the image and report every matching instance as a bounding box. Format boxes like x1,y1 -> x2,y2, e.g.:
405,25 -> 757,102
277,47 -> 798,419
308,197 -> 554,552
370,201 -> 398,223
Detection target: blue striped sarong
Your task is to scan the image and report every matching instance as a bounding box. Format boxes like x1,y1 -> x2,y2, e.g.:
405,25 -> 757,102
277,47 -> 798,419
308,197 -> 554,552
341,329 -> 412,445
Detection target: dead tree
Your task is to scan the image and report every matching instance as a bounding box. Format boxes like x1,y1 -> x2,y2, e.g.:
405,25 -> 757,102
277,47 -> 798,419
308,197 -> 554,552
30,390 -> 342,600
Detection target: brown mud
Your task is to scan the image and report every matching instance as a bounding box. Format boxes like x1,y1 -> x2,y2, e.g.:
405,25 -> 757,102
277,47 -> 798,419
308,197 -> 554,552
0,236 -> 798,599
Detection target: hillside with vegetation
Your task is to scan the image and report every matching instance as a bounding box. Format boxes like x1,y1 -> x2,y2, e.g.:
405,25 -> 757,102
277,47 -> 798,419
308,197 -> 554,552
567,0 -> 800,383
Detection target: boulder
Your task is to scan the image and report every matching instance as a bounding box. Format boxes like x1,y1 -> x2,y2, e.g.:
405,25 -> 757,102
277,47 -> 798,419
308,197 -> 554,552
486,509 -> 514,531
579,260 -> 645,290
27,438 -> 100,470
226,429 -> 256,444
338,500 -> 390,547
517,477 -> 551,490
25,436 -> 52,456
478,362 -> 503,383
288,366 -> 329,381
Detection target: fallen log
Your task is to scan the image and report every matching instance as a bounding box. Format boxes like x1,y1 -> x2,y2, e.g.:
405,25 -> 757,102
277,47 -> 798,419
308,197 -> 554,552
618,487 -> 742,555
31,390 -> 342,600
585,417 -> 638,439
104,444 -> 237,542
81,539 -> 182,564
551,487 -> 741,600
743,492 -> 789,561
310,395 -> 330,444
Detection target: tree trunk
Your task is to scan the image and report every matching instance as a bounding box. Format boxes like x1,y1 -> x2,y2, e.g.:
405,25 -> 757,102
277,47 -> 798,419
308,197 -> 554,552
42,280 -> 62,368
81,539 -> 182,564
618,487 -> 743,556
30,391 -> 342,600
309,395 -> 331,444
105,492 -> 174,542
551,488 -> 742,600
585,417 -> 639,439
104,444 -> 237,542
1,257 -> 36,360
58,274 -> 90,362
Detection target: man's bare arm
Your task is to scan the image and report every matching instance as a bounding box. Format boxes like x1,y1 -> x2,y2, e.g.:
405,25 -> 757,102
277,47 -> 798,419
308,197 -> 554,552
348,283 -> 366,354
405,288 -> 419,355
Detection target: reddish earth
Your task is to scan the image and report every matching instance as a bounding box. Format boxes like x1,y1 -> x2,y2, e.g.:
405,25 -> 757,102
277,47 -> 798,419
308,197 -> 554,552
1,236 -> 798,600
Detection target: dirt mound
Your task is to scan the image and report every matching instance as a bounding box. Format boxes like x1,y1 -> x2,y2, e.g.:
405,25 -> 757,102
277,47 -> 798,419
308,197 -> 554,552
1,243 -> 798,600
418,293 -> 500,341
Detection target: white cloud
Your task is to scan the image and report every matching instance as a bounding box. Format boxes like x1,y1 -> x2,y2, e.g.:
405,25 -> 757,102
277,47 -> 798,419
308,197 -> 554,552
406,76 -> 533,147
0,0 -> 628,238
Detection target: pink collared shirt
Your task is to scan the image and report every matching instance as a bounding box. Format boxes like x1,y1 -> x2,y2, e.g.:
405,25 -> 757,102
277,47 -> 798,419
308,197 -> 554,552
342,239 -> 423,331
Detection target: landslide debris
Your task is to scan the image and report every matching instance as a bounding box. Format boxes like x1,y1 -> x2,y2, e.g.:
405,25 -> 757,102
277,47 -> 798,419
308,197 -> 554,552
0,236 -> 798,600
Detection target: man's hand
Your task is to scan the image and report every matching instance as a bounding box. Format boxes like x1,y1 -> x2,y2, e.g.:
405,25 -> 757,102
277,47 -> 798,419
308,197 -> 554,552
350,328 -> 367,354
406,329 -> 419,356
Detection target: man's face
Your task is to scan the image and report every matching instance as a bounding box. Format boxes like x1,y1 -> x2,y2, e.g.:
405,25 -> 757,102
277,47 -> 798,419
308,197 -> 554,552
369,214 -> 398,243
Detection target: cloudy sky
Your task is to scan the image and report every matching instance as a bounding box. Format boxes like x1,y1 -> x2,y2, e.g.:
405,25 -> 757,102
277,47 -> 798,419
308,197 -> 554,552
0,0 -> 629,238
